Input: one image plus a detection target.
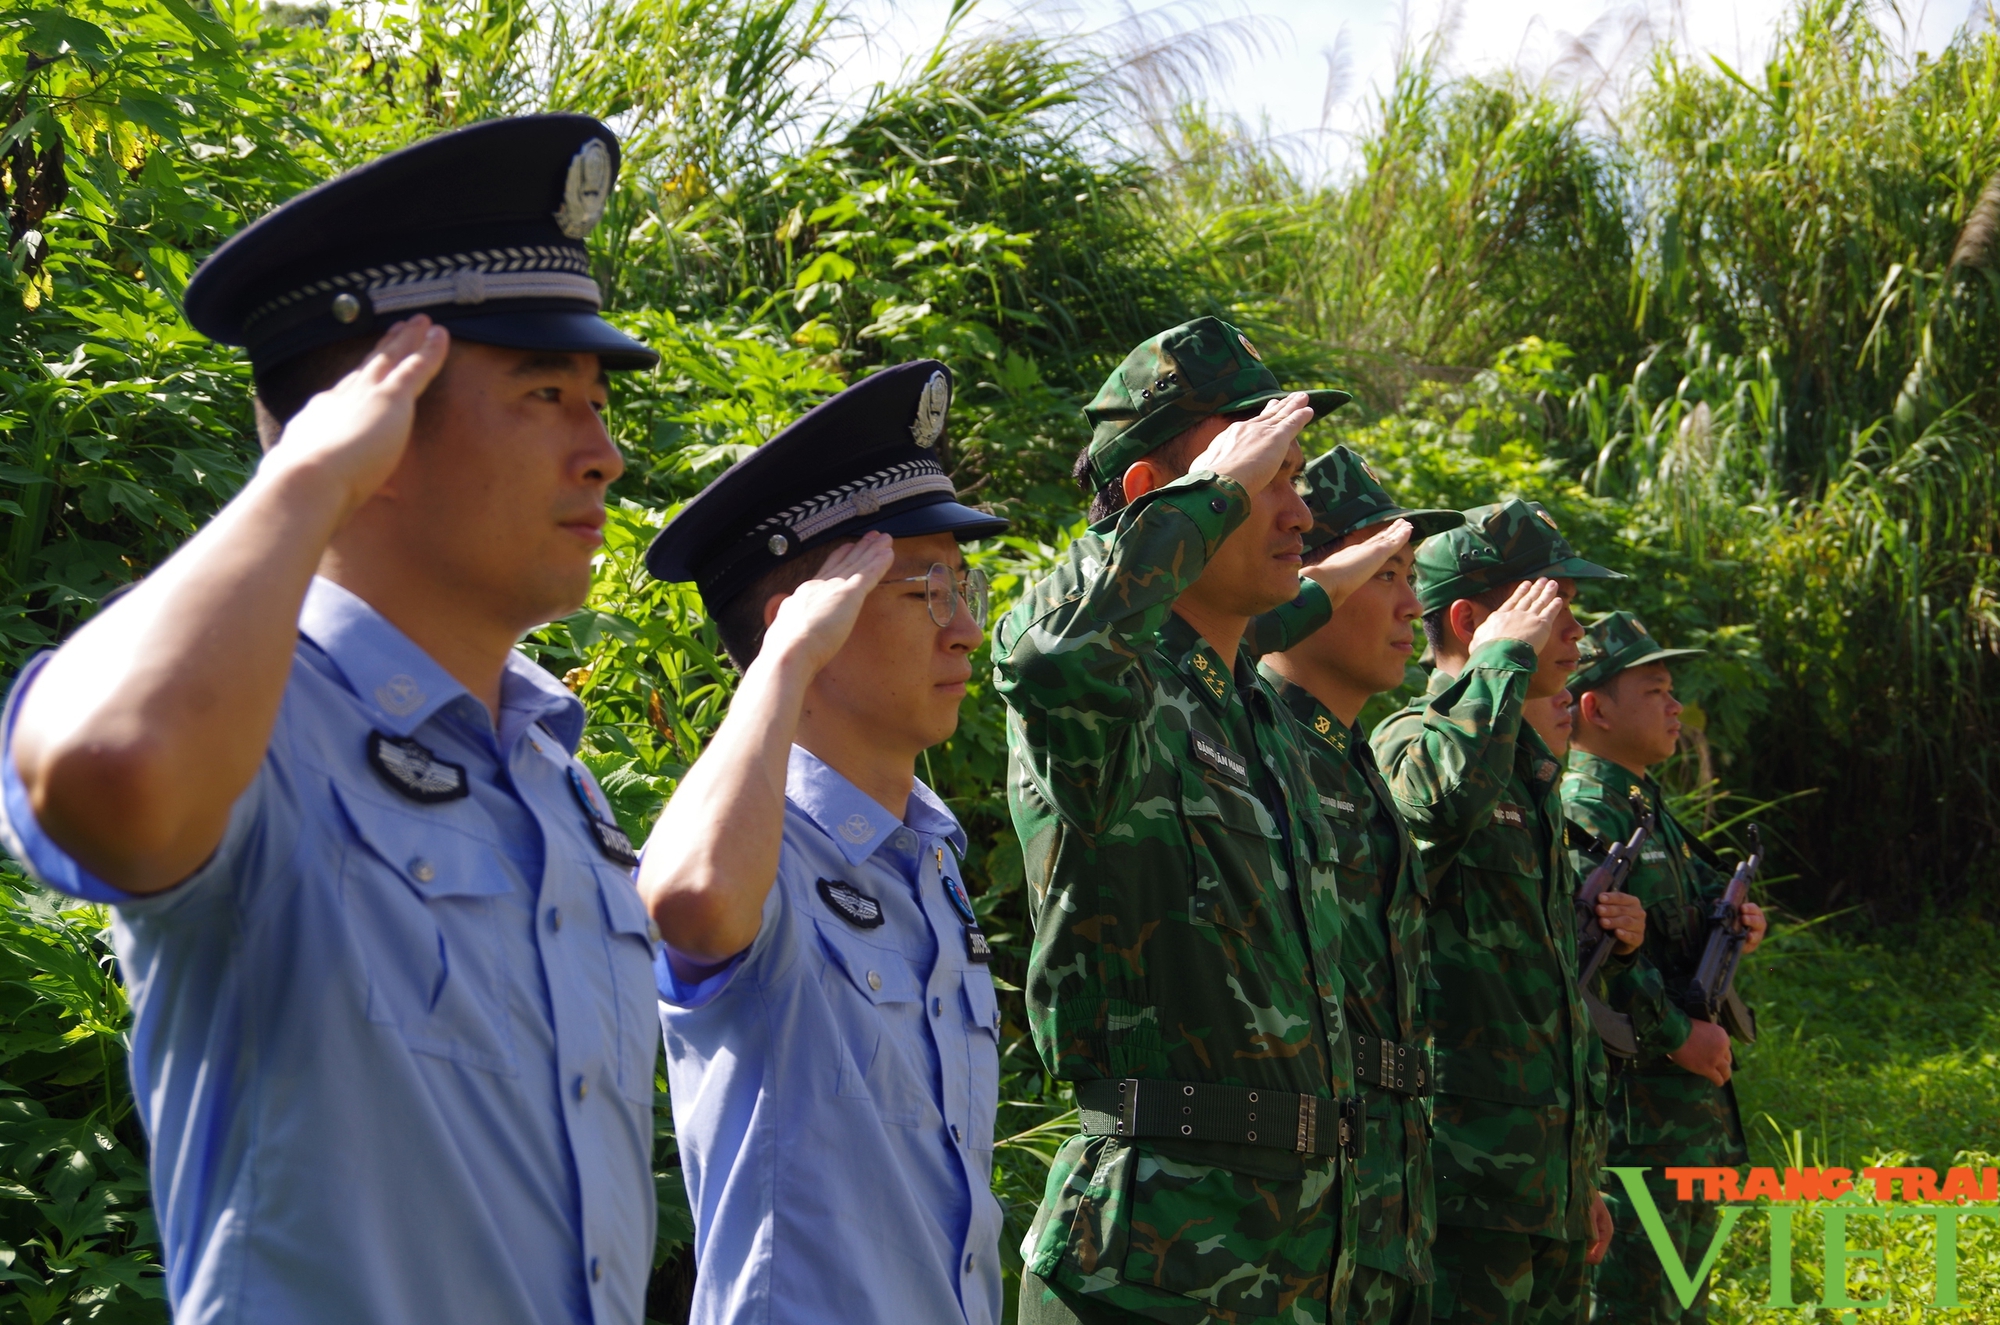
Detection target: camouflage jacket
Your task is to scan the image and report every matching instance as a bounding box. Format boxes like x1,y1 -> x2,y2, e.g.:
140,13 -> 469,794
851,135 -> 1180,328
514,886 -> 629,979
1562,754 -> 1747,1168
995,471 -> 1358,1324
1263,674 -> 1435,1286
1369,644 -> 1606,1240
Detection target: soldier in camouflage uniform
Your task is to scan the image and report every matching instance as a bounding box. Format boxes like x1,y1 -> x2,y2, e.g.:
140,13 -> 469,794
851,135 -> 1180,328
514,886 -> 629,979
1254,448 -> 1464,1325
1370,502 -> 1646,1325
997,318 -> 1414,1324
1560,613 -> 1767,1324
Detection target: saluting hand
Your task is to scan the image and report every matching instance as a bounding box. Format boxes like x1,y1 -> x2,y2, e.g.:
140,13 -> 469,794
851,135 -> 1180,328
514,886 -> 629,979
264,315 -> 451,524
1468,577 -> 1565,654
1301,518 -> 1412,607
1188,391 -> 1317,495
759,531 -> 897,680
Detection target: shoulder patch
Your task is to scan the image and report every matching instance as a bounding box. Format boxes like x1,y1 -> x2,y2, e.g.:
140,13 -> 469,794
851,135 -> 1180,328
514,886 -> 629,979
817,878 -> 885,929
367,732 -> 468,803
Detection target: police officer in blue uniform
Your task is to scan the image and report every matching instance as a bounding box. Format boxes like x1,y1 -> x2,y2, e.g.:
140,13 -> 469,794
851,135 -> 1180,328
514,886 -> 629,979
1,116 -> 662,1323
640,363 -> 1009,1324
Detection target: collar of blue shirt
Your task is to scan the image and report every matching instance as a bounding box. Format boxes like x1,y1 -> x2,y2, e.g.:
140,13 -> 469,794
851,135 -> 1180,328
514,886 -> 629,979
298,577 -> 585,753
783,744 -> 966,867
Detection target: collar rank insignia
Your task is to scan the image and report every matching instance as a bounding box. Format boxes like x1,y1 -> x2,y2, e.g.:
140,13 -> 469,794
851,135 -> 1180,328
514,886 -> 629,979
367,732 -> 468,803
941,869 -> 992,964
567,767 -> 640,867
1536,759 -> 1560,783
817,878 -> 885,929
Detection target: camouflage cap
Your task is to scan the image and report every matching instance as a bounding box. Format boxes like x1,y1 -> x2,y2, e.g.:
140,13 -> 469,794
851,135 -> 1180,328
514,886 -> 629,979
1570,610 -> 1704,693
1412,498 -> 1624,614
1081,316 -> 1351,490
1297,445 -> 1464,556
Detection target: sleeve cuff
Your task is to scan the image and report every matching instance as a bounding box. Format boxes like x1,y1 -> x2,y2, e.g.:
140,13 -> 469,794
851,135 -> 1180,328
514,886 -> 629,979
0,654 -> 129,905
1654,1006 -> 1694,1056
655,946 -> 749,1009
1466,637 -> 1539,671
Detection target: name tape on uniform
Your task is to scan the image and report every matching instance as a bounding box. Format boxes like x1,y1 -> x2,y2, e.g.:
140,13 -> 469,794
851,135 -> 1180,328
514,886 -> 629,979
1491,802 -> 1528,829
1190,732 -> 1249,785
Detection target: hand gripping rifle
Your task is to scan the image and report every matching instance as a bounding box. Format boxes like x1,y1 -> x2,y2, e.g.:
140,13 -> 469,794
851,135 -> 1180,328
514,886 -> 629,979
1574,795 -> 1655,1059
1682,824 -> 1761,1045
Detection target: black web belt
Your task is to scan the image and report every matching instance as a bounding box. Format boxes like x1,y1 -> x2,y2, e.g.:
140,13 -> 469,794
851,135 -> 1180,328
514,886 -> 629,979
1352,1032 -> 1432,1096
1076,1078 -> 1355,1158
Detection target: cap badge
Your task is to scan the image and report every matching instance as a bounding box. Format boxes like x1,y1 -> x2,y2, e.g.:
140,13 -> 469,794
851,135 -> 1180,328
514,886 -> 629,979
911,370 -> 949,448
1536,510 -> 1560,531
1237,333 -> 1262,361
554,138 -> 613,240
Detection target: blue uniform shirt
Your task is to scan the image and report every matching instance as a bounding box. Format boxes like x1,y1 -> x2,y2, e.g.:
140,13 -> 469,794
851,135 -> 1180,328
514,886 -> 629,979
0,578 -> 658,1325
659,746 -> 1004,1325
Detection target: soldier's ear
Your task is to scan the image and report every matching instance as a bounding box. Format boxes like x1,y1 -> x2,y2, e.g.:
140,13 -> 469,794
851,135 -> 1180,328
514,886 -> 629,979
1446,598 -> 1481,647
1122,458 -> 1172,505
1578,688 -> 1609,729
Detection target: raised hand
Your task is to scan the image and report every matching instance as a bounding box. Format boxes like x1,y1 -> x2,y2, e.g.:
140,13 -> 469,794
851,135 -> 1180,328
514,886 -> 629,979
1187,391 -> 1317,495
759,531 -> 897,680
264,315 -> 450,524
1467,577 -> 1565,654
1301,518 -> 1412,606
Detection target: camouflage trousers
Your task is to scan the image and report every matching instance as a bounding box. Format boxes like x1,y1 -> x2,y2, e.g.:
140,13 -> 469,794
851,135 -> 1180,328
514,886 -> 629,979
1591,1168 -> 1718,1324
1430,1226 -> 1588,1325
1021,1269 -> 1334,1324
1346,1264 -> 1431,1325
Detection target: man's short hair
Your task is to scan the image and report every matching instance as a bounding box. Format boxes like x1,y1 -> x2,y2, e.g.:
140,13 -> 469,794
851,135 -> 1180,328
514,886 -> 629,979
1070,412 -> 1252,524
713,539 -> 853,669
251,335 -> 381,448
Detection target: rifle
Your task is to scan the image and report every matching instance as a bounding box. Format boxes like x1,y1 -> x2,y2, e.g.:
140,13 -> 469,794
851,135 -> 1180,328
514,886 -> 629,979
1682,824 -> 1761,1044
1574,797 -> 1654,1059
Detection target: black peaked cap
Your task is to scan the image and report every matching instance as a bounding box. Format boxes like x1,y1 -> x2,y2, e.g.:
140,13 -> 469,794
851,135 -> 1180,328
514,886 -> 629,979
646,360 -> 1008,608
183,113 -> 657,372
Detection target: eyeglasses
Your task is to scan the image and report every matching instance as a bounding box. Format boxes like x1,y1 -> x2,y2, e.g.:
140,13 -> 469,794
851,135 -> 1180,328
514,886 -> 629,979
886,563 -> 990,629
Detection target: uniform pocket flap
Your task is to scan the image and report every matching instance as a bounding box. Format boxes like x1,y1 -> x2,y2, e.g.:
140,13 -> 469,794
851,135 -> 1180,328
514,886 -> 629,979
813,918 -> 920,1004
961,972 -> 1000,1037
332,783 -> 512,899
593,864 -> 655,938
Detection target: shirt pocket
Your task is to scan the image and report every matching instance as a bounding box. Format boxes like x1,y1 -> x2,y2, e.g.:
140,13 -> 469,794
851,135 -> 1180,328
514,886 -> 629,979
1451,820 -> 1543,959
1179,765 -> 1284,948
962,972 -> 1000,1151
813,918 -> 935,1129
592,862 -> 661,1103
332,783 -> 518,1076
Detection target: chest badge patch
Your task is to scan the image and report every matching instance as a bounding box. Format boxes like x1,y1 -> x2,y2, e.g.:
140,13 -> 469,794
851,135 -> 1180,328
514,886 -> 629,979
367,732 -> 468,803
941,868 -> 993,963
1190,731 -> 1249,785
817,878 -> 885,929
567,767 -> 640,867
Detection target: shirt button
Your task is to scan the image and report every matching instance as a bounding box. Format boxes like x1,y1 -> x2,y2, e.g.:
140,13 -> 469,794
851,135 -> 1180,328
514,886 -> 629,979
951,1124 -> 963,1143
575,1076 -> 589,1102
932,996 -> 942,1016
867,971 -> 882,991
408,858 -> 435,883
590,1257 -> 602,1283
1210,497 -> 1227,513
964,1253 -> 975,1273
549,907 -> 563,931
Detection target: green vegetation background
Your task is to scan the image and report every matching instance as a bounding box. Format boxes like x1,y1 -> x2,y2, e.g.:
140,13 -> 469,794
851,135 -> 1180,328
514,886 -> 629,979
0,0 -> 1993,1319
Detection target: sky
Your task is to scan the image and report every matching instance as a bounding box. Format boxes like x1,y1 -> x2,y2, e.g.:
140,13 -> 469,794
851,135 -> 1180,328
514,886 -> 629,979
823,0 -> 1974,174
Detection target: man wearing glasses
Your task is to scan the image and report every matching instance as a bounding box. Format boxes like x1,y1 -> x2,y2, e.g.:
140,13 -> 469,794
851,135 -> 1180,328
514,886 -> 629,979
639,362 -> 1010,1324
